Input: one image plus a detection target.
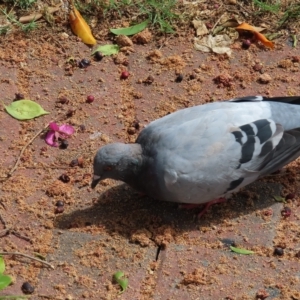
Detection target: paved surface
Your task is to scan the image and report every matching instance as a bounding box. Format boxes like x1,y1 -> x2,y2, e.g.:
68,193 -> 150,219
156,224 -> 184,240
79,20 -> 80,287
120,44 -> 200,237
0,29 -> 300,300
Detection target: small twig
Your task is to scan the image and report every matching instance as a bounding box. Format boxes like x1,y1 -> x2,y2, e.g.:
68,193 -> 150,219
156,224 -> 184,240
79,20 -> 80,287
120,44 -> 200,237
0,252 -> 54,269
0,214 -> 6,225
11,230 -> 32,242
0,296 -> 28,299
8,127 -> 47,177
7,114 -> 63,178
211,8 -> 225,34
19,5 -> 61,23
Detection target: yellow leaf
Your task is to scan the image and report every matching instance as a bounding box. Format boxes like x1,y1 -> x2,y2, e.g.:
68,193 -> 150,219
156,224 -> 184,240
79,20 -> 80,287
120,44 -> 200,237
69,7 -> 96,45
236,22 -> 274,49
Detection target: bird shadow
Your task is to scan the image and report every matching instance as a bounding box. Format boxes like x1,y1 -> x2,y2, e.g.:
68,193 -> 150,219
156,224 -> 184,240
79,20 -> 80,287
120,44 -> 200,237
54,179 -> 286,244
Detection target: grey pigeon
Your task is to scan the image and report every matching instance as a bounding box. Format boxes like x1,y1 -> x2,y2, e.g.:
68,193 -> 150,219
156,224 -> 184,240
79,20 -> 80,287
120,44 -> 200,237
92,96 -> 300,213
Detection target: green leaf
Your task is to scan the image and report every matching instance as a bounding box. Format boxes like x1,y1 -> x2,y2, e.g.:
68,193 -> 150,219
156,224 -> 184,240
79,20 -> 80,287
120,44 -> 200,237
0,274 -> 12,290
0,257 -> 4,274
230,246 -> 254,255
273,195 -> 286,203
4,100 -> 49,120
113,271 -> 128,294
110,20 -> 149,36
91,44 -> 120,56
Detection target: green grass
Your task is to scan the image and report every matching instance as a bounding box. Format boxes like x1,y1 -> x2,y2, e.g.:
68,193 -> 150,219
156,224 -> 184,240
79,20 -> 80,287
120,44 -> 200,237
279,3 -> 300,26
253,0 -> 281,14
2,0 -> 37,9
75,0 -> 179,33
0,8 -> 37,34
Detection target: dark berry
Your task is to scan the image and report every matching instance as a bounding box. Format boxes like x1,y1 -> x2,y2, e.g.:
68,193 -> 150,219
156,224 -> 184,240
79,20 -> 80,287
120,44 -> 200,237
120,70 -> 130,79
56,200 -> 64,207
21,282 -> 34,294
57,96 -> 69,104
79,124 -> 86,132
296,251 -> 300,258
132,120 -> 140,130
286,193 -> 295,200
14,93 -> 24,101
242,39 -> 251,49
86,95 -> 94,103
78,58 -> 91,68
189,73 -> 196,80
59,174 -> 70,183
175,74 -> 183,83
70,159 -> 79,167
66,109 -> 76,118
274,247 -> 284,256
281,206 -> 292,217
94,51 -> 103,61
220,238 -> 237,247
144,75 -> 154,84
55,201 -> 65,213
59,140 -> 69,149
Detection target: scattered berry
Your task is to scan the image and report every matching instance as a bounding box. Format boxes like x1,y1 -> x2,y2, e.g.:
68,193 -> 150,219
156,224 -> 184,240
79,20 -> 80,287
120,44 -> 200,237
57,96 -> 69,104
14,93 -> 24,101
77,156 -> 84,167
86,95 -> 94,103
175,74 -> 183,83
55,200 -> 65,214
120,70 -> 130,79
127,127 -> 136,135
132,120 -> 140,130
242,39 -> 251,49
21,282 -> 34,294
220,238 -> 237,247
79,124 -> 86,132
281,206 -> 292,217
144,75 -> 154,84
94,51 -> 103,61
189,73 -> 196,80
66,109 -> 76,118
295,251 -> 300,258
256,289 -> 269,299
78,58 -> 91,68
274,247 -> 284,256
59,174 -> 70,183
286,193 -> 295,200
70,159 -> 79,167
59,139 -> 69,149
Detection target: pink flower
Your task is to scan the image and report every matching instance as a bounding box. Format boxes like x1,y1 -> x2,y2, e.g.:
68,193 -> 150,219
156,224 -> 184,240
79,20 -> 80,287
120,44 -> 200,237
45,122 -> 74,147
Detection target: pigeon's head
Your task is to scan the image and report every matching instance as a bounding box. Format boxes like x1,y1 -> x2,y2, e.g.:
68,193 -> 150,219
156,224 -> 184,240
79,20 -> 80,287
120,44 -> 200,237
91,143 -> 142,188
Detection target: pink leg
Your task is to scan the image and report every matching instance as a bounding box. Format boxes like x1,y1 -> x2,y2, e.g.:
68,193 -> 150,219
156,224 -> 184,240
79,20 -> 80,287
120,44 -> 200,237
180,197 -> 227,218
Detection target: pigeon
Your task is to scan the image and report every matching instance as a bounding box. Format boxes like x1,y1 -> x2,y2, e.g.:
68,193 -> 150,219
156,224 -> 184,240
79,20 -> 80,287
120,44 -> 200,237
92,96 -> 300,215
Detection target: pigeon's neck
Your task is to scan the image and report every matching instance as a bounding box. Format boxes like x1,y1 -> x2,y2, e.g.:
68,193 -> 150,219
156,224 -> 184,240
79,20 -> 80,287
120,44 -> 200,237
121,144 -> 144,186
120,144 -> 144,190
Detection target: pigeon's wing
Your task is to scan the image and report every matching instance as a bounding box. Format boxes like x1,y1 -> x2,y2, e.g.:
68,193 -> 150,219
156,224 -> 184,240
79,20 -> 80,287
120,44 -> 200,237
157,116 -> 300,204
229,95 -> 300,104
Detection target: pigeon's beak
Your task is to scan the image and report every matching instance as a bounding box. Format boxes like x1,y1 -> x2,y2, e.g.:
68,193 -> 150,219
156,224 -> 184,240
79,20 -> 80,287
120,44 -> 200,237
91,175 -> 101,189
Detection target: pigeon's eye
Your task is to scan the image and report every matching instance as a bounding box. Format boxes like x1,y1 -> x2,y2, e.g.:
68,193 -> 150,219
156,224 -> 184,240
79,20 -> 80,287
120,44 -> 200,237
104,166 -> 113,171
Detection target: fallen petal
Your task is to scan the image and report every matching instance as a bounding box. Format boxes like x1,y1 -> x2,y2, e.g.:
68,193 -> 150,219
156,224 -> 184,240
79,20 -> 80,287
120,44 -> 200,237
49,122 -> 59,131
45,130 -> 58,147
59,124 -> 75,136
236,22 -> 274,49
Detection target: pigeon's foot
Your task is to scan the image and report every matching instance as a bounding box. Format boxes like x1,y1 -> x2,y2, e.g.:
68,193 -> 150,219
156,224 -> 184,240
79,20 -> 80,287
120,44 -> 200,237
179,197 -> 227,218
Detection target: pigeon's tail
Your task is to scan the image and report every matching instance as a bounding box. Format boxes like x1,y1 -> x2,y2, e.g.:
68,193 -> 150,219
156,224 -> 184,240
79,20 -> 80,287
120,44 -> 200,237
268,101 -> 300,131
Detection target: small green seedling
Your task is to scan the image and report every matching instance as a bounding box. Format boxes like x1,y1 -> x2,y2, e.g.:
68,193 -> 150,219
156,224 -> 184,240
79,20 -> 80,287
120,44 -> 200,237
113,271 -> 128,294
230,246 -> 254,255
273,195 -> 286,203
110,20 -> 148,36
0,256 -> 12,291
92,44 -> 120,56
